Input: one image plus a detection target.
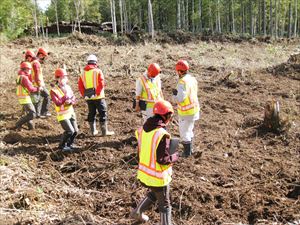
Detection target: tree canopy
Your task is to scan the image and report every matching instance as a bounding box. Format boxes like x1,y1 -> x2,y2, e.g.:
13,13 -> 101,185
0,0 -> 299,40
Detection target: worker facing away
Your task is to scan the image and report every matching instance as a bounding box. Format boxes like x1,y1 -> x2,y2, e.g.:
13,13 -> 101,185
78,54 -> 114,136
24,48 -> 51,118
131,100 -> 177,225
15,62 -> 40,130
50,68 -> 79,151
135,63 -> 164,122
172,60 -> 200,157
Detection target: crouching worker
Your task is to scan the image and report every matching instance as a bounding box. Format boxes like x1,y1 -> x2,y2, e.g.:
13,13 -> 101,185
15,62 -> 39,130
131,100 -> 178,225
50,68 -> 79,151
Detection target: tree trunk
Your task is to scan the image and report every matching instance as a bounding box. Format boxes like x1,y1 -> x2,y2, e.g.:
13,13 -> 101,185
241,2 -> 245,34
54,0 -> 60,36
288,2 -> 292,38
250,1 -> 253,36
40,16 -> 45,38
110,0 -> 117,36
74,0 -> 81,33
231,0 -> 236,33
294,0 -> 298,37
269,0 -> 273,36
208,1 -> 213,33
119,0 -> 124,33
217,0 -> 221,33
148,0 -> 154,39
281,2 -> 287,37
185,0 -> 189,31
263,0 -> 266,36
33,0 -> 39,38
198,0 -> 202,32
123,0 -> 129,32
275,0 -> 277,38
192,0 -> 195,32
177,0 -> 181,29
258,0 -> 261,35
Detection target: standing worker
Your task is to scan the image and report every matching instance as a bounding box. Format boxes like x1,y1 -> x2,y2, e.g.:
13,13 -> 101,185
172,60 -> 200,157
50,68 -> 79,151
15,62 -> 40,130
135,63 -> 163,121
78,54 -> 114,136
24,48 -> 51,118
131,100 -> 175,225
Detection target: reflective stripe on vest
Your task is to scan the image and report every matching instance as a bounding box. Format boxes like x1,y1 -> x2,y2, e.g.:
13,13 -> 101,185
31,60 -> 44,87
136,127 -> 172,187
16,76 -> 32,105
81,69 -> 105,99
140,76 -> 162,108
51,86 -> 74,121
177,75 -> 199,116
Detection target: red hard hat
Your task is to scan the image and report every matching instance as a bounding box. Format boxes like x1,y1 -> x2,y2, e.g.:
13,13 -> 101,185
20,62 -> 32,70
25,50 -> 35,58
55,68 -> 67,79
175,60 -> 189,71
153,100 -> 174,116
148,63 -> 161,78
37,47 -> 48,56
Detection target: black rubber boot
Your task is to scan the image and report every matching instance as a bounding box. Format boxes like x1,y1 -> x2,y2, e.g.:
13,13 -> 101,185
160,208 -> 172,225
67,132 -> 79,149
183,142 -> 192,157
89,122 -> 98,136
130,196 -> 153,223
100,121 -> 115,136
58,131 -> 72,151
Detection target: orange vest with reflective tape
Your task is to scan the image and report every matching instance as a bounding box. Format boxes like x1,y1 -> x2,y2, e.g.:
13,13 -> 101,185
16,76 -> 32,105
80,69 -> 105,100
51,85 -> 74,122
139,75 -> 162,108
177,74 -> 199,116
135,127 -> 172,187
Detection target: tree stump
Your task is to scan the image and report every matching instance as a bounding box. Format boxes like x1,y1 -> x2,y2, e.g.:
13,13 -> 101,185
263,100 -> 290,133
263,100 -> 280,129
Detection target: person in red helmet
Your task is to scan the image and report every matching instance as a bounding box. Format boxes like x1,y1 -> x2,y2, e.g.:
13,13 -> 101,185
172,59 -> 200,157
135,63 -> 164,122
131,99 -> 177,225
15,62 -> 40,130
78,54 -> 114,136
50,68 -> 79,151
25,48 -> 51,119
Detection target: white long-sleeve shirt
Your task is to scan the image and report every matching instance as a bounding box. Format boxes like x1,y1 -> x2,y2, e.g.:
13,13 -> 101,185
173,74 -> 200,120
135,72 -> 162,97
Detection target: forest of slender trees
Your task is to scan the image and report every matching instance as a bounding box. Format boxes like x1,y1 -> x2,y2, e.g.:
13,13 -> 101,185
0,0 -> 300,40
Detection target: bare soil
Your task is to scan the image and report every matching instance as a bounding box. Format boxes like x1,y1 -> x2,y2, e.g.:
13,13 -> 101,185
0,34 -> 299,225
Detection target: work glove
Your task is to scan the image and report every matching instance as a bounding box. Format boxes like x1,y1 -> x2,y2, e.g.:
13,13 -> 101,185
65,99 -> 73,105
172,89 -> 178,96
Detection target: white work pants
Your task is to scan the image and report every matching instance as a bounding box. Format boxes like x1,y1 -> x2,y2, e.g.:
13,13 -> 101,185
178,112 -> 199,142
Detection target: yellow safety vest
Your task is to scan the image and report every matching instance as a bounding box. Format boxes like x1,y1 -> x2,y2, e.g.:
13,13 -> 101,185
135,127 -> 172,187
16,76 -> 32,105
51,85 -> 74,122
177,74 -> 199,116
31,59 -> 44,87
80,69 -> 105,100
139,75 -> 162,108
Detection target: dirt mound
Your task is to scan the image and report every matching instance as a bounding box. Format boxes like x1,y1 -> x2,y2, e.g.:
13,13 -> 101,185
268,52 -> 300,80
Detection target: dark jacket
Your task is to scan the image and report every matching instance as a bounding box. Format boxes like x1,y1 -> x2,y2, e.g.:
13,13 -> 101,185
142,115 -> 172,165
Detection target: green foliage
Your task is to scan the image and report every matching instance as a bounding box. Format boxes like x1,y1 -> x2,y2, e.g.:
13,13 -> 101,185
1,0 -> 300,39
0,0 -> 34,40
